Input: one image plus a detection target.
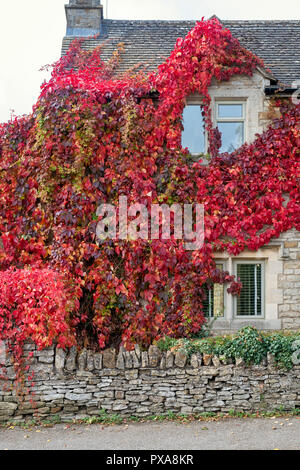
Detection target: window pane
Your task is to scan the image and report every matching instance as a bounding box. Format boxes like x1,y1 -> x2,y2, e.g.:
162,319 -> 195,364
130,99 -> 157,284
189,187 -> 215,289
218,104 -> 243,118
217,121 -> 244,153
237,264 -> 262,316
203,285 -> 214,318
182,105 -> 205,154
213,284 -> 224,317
203,264 -> 224,318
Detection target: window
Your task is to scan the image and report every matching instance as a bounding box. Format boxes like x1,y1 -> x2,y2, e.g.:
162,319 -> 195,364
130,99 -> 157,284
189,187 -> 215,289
234,261 -> 264,317
203,264 -> 224,318
181,105 -> 205,154
216,102 -> 245,153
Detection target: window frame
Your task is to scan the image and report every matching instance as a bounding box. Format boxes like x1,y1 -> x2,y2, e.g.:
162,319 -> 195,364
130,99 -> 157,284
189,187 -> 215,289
182,98 -> 248,158
215,100 -> 246,153
233,260 -> 265,319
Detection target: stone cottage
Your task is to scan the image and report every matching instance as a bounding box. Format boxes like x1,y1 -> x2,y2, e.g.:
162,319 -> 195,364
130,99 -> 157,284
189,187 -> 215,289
62,0 -> 300,332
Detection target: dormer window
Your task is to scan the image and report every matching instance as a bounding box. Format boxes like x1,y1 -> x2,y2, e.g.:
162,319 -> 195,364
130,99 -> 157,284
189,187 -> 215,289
216,102 -> 246,153
181,105 -> 206,155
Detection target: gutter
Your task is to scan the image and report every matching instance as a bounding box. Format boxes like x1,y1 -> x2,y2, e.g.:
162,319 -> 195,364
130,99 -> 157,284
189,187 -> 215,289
264,85 -> 298,97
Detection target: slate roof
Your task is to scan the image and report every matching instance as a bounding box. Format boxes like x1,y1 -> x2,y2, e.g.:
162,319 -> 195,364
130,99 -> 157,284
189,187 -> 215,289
61,19 -> 300,86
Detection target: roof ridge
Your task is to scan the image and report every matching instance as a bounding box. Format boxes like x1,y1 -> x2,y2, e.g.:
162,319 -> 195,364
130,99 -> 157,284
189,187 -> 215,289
101,19 -> 300,23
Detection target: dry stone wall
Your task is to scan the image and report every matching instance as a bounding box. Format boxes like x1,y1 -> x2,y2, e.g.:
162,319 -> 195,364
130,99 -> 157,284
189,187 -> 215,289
0,344 -> 299,423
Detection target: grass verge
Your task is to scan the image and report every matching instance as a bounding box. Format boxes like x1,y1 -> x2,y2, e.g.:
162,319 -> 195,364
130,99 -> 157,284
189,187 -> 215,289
2,407 -> 300,429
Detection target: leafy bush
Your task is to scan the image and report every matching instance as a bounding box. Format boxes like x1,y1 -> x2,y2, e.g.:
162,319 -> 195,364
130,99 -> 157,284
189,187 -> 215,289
223,326 -> 268,365
156,336 -> 179,352
265,333 -> 300,370
0,268 -> 79,382
157,327 -> 300,369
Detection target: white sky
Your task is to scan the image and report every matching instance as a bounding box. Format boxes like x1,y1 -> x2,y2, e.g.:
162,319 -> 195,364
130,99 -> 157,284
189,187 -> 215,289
0,0 -> 299,123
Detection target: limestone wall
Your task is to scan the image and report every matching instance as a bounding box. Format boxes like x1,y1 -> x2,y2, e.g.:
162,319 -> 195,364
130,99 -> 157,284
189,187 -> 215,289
277,229 -> 300,329
0,344 -> 299,424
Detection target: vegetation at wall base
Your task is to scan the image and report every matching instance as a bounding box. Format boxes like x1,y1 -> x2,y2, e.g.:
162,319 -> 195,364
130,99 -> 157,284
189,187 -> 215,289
2,407 -> 300,429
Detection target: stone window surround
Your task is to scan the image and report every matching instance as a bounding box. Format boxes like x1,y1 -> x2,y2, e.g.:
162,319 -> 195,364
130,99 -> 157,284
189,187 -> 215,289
185,70 -> 271,157
212,242 -> 284,332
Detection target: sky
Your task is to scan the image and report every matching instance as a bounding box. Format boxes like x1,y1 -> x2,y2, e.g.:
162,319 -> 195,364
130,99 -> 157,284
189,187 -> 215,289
0,0 -> 299,123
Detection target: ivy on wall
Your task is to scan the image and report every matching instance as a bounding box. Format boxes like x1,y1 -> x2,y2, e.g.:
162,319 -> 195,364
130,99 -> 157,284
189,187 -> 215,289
0,19 -> 299,379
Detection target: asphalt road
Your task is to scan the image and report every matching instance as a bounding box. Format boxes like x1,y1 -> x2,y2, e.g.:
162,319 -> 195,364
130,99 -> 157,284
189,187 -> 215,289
0,417 -> 299,450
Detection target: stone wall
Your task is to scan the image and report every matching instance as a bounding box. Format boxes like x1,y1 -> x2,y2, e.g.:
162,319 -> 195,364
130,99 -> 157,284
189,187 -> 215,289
0,344 -> 299,424
277,229 -> 300,329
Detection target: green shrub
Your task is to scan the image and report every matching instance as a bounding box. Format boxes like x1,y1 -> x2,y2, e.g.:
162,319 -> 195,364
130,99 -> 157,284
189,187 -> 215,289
156,326 -> 300,369
156,336 -> 178,352
223,326 -> 268,365
265,332 -> 300,370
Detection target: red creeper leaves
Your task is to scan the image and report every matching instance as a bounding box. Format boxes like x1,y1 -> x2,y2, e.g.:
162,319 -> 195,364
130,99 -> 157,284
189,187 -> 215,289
0,18 -> 298,366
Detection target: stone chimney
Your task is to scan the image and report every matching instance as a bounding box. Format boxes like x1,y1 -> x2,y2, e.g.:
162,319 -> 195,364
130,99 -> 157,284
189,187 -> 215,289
65,0 -> 104,37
